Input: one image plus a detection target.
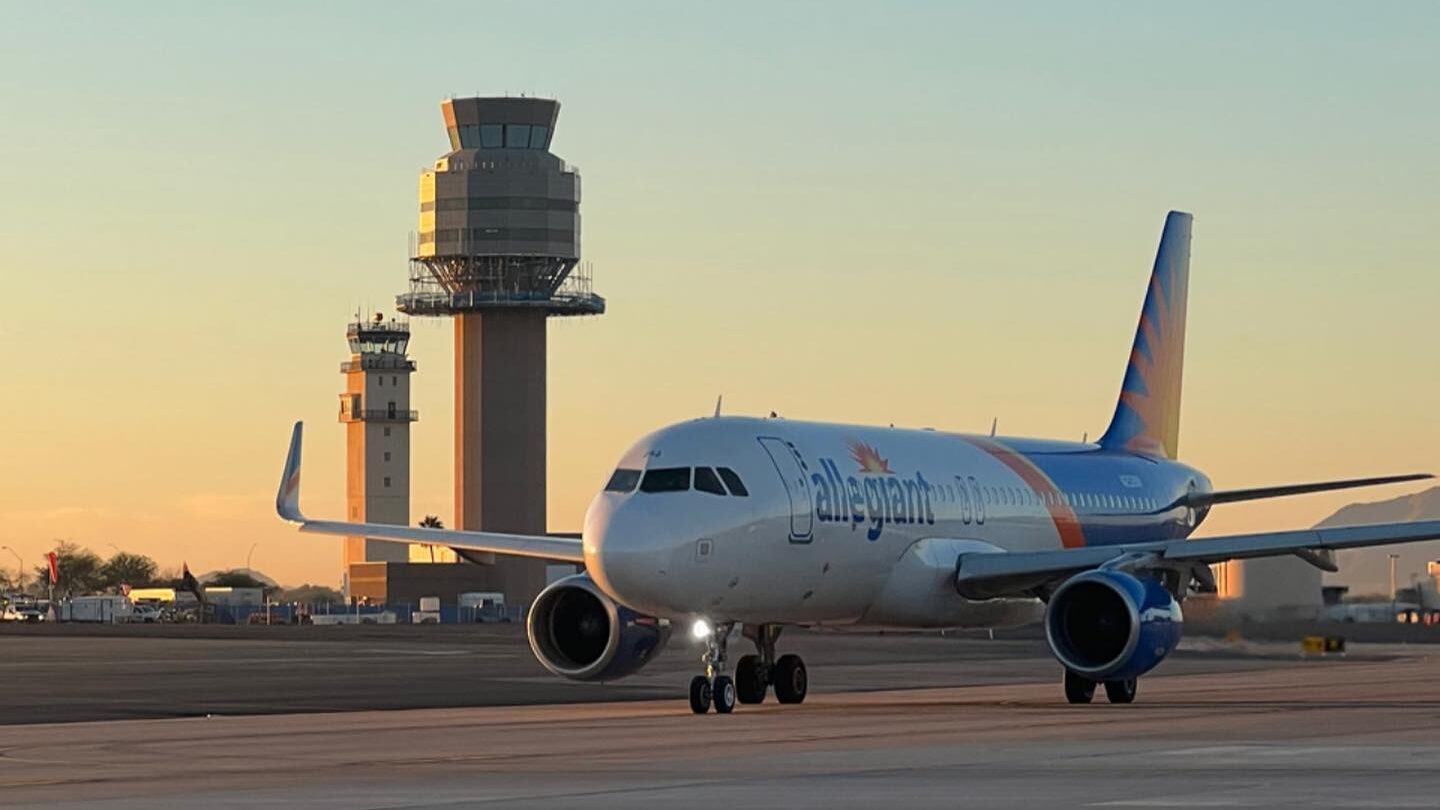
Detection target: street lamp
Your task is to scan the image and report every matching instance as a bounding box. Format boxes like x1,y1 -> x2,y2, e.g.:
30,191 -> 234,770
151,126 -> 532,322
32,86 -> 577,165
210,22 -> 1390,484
0,546 -> 22,592
1389,553 -> 1400,621
246,542 -> 258,576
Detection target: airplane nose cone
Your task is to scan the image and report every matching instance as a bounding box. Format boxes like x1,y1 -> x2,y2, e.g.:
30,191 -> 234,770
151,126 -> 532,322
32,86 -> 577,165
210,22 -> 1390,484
583,497 -> 668,614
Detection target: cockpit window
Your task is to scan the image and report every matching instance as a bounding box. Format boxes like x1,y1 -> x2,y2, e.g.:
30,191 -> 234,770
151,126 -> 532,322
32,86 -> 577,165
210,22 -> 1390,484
716,467 -> 748,497
604,468 -> 641,493
640,467 -> 691,493
694,467 -> 726,496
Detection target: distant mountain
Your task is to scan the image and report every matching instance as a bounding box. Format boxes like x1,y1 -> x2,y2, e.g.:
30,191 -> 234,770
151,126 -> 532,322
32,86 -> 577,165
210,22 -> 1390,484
1319,486 -> 1440,594
197,569 -> 279,588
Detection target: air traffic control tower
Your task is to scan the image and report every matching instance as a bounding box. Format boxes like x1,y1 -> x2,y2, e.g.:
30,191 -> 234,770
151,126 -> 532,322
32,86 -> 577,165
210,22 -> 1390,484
397,96 -> 603,606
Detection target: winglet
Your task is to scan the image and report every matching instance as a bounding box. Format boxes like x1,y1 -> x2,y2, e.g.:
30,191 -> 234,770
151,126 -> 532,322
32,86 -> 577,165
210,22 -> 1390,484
276,421 -> 305,523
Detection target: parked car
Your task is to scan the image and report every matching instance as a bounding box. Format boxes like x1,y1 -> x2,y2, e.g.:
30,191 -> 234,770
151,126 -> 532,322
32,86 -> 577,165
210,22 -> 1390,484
131,604 -> 163,623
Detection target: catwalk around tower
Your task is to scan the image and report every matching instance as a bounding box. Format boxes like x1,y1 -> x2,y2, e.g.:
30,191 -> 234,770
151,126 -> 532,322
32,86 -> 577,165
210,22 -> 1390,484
398,96 -> 603,606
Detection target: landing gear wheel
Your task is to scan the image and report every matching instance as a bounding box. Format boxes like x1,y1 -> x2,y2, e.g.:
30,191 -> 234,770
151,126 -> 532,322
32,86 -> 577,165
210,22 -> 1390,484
1064,669 -> 1096,704
772,654 -> 808,704
1104,678 -> 1137,704
689,675 -> 713,714
736,655 -> 768,704
713,675 -> 736,714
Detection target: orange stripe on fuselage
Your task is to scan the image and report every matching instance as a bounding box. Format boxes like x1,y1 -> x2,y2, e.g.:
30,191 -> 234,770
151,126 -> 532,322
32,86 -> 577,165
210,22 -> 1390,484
959,436 -> 1087,549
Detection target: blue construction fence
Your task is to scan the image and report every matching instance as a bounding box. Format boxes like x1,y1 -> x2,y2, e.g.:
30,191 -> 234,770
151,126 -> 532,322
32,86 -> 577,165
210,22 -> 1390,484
210,602 -> 525,626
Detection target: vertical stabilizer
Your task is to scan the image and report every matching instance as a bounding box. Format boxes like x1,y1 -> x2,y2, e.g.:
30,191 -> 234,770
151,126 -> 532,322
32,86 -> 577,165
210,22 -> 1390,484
1098,211 -> 1192,459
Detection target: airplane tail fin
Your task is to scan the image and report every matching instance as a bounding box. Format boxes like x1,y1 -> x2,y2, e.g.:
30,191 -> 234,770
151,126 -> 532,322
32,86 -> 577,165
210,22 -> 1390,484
1098,211 -> 1193,459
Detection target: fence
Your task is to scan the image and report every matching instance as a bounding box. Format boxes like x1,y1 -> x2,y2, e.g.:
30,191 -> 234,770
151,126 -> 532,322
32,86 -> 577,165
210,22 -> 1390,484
211,601 -> 525,626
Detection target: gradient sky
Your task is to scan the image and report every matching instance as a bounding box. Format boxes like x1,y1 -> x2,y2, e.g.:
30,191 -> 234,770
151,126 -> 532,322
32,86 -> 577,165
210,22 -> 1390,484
1,2 -> 1436,589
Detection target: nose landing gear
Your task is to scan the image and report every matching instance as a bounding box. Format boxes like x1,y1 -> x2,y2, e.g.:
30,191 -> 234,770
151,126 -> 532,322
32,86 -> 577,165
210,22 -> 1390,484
689,621 -> 735,715
689,623 -> 807,714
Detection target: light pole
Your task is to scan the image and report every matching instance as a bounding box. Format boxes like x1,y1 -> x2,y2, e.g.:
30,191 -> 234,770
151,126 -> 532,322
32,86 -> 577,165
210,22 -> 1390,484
1389,553 -> 1400,621
0,546 -> 22,593
246,542 -> 258,577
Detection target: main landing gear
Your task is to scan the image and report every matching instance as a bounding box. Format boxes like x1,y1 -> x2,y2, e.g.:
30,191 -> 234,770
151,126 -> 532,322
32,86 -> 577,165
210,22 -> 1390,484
1063,669 -> 1138,705
690,623 -> 808,714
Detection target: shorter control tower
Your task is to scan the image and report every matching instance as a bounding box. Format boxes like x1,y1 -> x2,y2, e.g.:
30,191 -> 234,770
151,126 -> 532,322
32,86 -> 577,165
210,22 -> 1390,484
397,96 -> 602,606
338,315 -> 417,576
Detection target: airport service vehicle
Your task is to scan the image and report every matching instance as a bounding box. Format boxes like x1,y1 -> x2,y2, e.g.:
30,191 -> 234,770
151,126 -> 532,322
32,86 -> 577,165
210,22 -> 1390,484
277,211 -> 1440,713
62,595 -> 134,624
458,591 -> 509,623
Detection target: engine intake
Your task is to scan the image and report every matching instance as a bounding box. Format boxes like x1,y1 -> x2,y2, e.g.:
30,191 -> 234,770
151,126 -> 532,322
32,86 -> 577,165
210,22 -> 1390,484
526,574 -> 670,682
1044,569 -> 1182,681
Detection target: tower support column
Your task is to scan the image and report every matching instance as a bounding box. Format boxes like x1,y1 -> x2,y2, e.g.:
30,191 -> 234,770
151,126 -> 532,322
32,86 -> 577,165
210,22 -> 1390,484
455,311 -> 549,605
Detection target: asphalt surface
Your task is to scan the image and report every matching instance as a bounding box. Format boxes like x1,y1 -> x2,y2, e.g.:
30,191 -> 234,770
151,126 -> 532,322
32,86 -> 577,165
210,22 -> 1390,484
0,623 -> 1293,725
2,626 -> 1437,808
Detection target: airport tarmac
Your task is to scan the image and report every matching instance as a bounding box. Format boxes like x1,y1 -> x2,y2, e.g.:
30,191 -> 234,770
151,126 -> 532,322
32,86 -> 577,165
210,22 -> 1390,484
0,624 -> 1297,724
2,628 -> 1439,808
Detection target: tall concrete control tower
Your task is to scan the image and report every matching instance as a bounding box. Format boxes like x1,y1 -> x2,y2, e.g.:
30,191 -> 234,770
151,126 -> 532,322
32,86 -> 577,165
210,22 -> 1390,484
397,96 -> 603,606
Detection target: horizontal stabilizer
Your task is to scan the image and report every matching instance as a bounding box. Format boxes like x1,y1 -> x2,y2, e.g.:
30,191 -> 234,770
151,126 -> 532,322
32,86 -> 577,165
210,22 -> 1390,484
1186,473 -> 1432,509
955,518 -> 1440,600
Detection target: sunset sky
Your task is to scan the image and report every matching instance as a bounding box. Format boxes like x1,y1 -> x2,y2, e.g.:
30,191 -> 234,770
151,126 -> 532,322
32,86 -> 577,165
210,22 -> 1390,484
1,2 -> 1436,588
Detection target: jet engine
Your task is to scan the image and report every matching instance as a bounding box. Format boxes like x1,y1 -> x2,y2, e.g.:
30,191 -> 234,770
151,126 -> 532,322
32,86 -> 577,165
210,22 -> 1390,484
1043,569 -> 1183,681
526,573 -> 670,682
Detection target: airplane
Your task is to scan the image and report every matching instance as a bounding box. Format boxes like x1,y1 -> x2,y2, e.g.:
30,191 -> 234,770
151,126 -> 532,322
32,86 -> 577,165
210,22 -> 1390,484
278,210 -> 1440,714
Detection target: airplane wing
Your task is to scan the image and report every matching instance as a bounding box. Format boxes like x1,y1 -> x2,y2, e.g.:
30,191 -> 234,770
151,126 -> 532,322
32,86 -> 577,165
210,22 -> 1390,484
954,519 -> 1440,600
275,422 -> 585,564
1184,473 -> 1432,509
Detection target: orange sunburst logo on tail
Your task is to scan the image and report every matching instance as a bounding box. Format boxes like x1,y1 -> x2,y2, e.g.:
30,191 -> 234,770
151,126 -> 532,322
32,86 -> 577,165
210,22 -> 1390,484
848,441 -> 894,474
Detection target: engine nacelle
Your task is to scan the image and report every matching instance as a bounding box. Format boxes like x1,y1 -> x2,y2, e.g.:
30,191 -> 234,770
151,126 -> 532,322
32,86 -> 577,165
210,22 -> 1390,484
1044,569 -> 1182,681
526,574 -> 670,682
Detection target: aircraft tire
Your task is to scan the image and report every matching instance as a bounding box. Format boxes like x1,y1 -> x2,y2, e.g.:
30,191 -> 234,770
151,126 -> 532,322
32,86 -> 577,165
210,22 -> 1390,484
1064,669 -> 1096,704
773,654 -> 808,704
689,675 -> 712,714
736,655 -> 768,704
713,675 -> 736,714
1104,678 -> 1138,704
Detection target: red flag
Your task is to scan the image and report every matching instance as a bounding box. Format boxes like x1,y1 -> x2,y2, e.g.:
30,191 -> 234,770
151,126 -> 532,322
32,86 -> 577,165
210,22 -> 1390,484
47,551 -> 59,585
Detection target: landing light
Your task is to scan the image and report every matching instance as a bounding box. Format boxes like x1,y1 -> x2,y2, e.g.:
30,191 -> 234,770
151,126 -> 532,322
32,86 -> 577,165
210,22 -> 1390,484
690,618 -> 712,640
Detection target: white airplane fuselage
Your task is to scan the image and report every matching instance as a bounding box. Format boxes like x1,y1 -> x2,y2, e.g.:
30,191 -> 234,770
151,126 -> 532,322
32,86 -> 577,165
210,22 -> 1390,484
584,416 -> 1212,629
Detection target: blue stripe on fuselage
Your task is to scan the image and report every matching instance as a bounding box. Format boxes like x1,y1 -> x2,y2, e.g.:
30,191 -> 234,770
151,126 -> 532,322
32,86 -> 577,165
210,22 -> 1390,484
998,441 -> 1205,546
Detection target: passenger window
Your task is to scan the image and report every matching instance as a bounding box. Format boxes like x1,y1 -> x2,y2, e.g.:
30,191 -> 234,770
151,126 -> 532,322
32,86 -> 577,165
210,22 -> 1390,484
694,467 -> 726,496
716,467 -> 749,496
604,468 -> 641,493
640,467 -> 691,493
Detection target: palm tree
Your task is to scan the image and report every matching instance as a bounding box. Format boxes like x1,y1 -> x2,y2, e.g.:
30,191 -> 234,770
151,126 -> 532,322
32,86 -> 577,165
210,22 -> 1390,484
418,515 -> 443,563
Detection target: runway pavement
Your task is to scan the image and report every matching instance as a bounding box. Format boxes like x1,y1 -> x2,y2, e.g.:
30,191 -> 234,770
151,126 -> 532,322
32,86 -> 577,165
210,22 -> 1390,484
1,627 -> 1438,808
0,624 -> 1295,724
